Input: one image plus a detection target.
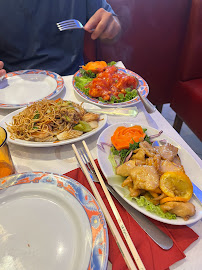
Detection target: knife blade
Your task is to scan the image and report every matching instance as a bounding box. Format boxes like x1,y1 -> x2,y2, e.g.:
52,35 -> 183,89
105,183 -> 173,250
86,107 -> 138,116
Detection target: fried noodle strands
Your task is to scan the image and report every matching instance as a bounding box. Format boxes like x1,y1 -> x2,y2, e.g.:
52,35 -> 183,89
7,99 -> 98,142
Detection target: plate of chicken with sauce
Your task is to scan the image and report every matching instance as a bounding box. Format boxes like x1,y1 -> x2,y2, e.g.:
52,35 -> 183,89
97,122 -> 202,225
73,61 -> 149,107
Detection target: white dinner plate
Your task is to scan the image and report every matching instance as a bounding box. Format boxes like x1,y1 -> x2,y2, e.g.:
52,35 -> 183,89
73,67 -> 149,108
0,103 -> 107,147
0,172 -> 108,270
0,70 -> 64,109
97,122 -> 202,225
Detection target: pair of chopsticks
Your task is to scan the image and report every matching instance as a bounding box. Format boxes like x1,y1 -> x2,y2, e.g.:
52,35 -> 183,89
72,141 -> 146,270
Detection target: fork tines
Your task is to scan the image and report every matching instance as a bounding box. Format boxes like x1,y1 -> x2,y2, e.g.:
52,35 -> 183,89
78,148 -> 94,175
56,19 -> 83,31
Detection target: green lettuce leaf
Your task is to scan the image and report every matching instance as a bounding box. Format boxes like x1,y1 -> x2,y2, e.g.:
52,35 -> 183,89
134,196 -> 176,219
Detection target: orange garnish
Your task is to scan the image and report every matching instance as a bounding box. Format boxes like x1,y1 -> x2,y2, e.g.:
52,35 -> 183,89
82,61 -> 107,73
160,196 -> 188,204
111,125 -> 146,150
160,171 -> 193,201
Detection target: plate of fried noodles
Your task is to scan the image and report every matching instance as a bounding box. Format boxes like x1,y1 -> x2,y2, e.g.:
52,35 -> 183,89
0,99 -> 107,147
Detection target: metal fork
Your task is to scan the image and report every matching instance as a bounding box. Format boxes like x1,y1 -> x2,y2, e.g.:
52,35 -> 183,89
76,148 -> 173,250
57,19 -> 84,31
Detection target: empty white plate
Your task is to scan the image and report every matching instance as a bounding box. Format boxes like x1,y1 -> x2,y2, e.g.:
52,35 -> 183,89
0,70 -> 64,109
0,172 -> 109,270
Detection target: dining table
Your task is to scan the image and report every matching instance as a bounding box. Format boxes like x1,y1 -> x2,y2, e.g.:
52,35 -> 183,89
0,62 -> 201,270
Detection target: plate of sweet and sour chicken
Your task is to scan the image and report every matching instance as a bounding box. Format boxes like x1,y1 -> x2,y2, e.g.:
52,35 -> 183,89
97,123 -> 202,225
73,61 -> 149,107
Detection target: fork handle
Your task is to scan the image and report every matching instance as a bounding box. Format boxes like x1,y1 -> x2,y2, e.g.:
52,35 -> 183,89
105,183 -> 173,250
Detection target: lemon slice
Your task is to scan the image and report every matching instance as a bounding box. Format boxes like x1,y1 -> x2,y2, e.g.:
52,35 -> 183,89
160,171 -> 193,201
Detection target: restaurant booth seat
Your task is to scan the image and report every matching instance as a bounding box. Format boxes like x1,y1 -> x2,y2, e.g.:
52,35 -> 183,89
170,0 -> 202,141
83,0 -> 192,111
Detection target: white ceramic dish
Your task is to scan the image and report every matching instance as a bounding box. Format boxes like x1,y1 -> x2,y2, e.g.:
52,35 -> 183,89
0,103 -> 107,147
73,67 -> 149,108
0,70 -> 64,109
0,172 -> 108,270
97,122 -> 202,225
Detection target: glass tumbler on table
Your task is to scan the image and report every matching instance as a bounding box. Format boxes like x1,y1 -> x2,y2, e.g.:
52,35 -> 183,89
0,126 -> 15,178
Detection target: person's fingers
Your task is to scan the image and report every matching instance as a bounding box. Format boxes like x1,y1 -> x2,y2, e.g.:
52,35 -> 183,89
0,61 -> 4,69
84,8 -> 121,41
84,8 -> 104,32
0,69 -> 6,78
84,8 -> 113,39
92,12 -> 114,40
98,19 -> 118,40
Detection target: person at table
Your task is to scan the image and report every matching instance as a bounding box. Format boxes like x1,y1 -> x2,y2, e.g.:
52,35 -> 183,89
0,0 -> 121,78
0,61 -> 6,78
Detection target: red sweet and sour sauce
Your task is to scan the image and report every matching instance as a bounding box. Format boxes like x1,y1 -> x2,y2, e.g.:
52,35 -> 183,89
86,66 -> 138,101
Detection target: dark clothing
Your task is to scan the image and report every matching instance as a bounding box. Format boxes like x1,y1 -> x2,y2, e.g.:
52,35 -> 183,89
0,0 -> 115,75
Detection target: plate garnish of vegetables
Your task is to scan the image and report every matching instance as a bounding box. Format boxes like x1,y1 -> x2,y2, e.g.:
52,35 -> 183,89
107,125 -> 196,220
74,61 -> 139,104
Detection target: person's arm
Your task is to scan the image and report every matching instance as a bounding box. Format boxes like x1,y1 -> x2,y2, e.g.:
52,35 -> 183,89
84,8 -> 121,42
0,61 -> 6,78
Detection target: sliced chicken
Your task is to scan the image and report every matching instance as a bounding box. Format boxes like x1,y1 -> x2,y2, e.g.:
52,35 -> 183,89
122,176 -> 133,187
131,148 -> 146,161
129,188 -> 141,197
159,160 -> 184,175
172,155 -> 182,166
130,165 -> 159,191
154,143 -> 178,161
116,160 -> 137,177
139,141 -> 156,157
132,159 -> 146,166
160,201 -> 196,220
145,154 -> 161,171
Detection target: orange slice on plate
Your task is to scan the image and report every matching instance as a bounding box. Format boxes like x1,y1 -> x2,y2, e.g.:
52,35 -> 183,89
160,196 -> 188,204
159,171 -> 193,202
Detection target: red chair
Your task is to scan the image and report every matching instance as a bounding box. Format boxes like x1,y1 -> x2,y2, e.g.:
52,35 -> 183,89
84,0 -> 191,110
170,0 -> 202,141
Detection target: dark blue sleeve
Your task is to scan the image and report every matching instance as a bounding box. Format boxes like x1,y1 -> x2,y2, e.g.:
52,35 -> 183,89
86,0 -> 116,20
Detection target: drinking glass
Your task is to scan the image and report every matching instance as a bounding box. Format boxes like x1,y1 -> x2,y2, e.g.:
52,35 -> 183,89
0,126 -> 15,178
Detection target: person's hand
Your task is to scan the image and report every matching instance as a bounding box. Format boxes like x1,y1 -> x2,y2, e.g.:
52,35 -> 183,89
84,8 -> 121,42
0,61 -> 6,78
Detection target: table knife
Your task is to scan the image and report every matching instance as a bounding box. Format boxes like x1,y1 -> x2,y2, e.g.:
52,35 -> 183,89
86,107 -> 138,117
105,183 -> 173,250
